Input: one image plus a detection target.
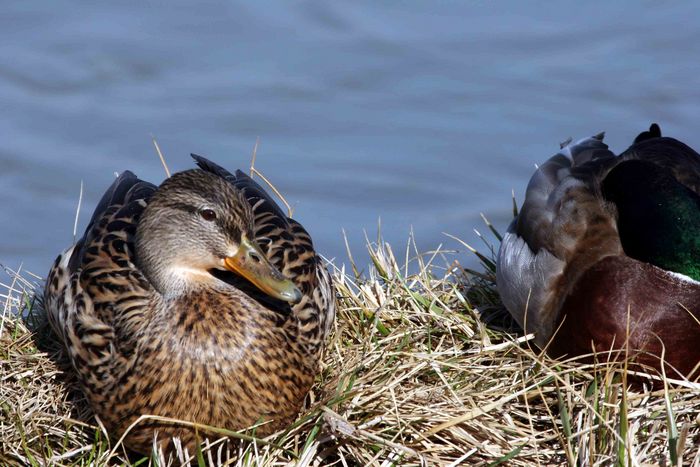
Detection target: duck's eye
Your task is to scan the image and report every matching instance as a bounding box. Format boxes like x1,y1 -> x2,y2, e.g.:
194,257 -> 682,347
200,209 -> 217,221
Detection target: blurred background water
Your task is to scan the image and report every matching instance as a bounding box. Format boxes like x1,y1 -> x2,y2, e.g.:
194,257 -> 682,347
2,1 -> 700,276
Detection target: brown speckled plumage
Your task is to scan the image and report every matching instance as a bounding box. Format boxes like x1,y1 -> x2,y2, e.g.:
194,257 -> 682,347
45,155 -> 335,453
497,124 -> 700,384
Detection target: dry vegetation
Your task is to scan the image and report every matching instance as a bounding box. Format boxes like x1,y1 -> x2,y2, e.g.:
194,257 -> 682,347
1,231 -> 699,466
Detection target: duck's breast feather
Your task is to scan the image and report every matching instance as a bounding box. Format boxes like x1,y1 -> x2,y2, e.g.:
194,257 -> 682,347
549,255 -> 700,378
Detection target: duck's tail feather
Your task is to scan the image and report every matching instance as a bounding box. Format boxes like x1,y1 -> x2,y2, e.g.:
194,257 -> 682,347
69,171 -> 156,273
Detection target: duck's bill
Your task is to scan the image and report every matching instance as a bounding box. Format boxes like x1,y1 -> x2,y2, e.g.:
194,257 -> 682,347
224,236 -> 302,303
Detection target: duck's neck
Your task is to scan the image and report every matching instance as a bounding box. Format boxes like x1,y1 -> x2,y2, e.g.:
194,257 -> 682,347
603,159 -> 700,281
134,222 -> 222,296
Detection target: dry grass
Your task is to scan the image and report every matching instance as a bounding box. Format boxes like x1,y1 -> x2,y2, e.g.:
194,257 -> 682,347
1,231 -> 700,466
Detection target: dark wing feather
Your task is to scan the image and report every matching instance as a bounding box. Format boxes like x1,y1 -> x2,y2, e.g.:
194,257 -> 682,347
86,171 -> 141,227
514,133 -> 617,258
68,172 -> 156,272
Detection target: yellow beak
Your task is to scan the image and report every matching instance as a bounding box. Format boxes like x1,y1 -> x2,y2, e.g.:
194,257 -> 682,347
223,235 -> 302,303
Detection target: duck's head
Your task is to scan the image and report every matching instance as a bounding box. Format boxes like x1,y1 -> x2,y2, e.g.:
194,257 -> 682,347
135,169 -> 302,303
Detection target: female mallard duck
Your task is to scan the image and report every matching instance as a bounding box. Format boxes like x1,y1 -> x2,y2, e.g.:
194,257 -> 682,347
497,124 -> 700,383
44,154 -> 335,454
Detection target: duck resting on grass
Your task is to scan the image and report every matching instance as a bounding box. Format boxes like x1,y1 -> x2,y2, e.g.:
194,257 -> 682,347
497,124 -> 700,384
44,154 -> 335,454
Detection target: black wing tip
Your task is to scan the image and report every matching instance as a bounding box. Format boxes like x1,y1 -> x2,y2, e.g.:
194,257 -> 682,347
117,169 -> 139,181
234,169 -> 254,181
190,153 -> 237,180
190,153 -> 212,169
634,123 -> 662,144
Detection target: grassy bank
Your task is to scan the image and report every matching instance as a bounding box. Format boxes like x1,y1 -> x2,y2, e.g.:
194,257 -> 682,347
1,234 -> 699,466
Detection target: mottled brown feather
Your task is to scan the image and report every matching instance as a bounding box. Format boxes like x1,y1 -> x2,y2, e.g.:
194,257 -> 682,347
45,157 -> 335,454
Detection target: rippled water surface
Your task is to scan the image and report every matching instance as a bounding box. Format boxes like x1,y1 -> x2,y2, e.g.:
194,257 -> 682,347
2,2 -> 700,275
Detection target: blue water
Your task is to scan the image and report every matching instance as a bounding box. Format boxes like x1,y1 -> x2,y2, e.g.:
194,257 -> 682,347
2,2 -> 700,276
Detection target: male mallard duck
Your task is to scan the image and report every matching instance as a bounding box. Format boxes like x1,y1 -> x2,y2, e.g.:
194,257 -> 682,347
497,124 -> 700,382
45,154 -> 335,454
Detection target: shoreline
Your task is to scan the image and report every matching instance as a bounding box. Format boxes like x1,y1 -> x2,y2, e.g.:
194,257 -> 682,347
1,235 -> 698,466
